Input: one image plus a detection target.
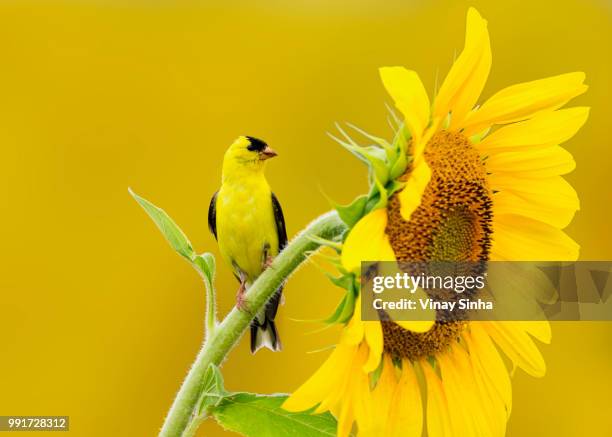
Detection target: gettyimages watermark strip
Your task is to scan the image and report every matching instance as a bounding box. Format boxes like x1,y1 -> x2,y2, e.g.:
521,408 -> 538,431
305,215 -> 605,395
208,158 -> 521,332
360,261 -> 612,322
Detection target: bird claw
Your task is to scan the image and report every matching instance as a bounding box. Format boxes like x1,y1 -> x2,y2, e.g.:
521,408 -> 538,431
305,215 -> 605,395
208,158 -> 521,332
263,254 -> 274,270
236,293 -> 250,313
236,281 -> 250,313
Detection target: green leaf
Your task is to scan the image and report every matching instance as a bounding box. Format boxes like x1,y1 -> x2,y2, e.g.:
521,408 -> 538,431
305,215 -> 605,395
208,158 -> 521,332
129,188 -> 194,261
334,195 -> 368,228
194,252 -> 216,284
196,364 -> 228,415
212,393 -> 338,437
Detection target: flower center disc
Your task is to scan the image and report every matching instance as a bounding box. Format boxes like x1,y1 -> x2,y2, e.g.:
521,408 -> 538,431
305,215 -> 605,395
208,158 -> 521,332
383,130 -> 493,361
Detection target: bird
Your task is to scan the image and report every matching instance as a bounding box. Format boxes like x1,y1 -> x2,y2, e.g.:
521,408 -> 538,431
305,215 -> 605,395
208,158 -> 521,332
207,136 -> 287,353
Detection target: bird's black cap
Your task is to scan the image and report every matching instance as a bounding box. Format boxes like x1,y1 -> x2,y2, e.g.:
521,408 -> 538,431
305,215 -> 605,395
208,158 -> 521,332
246,136 -> 268,152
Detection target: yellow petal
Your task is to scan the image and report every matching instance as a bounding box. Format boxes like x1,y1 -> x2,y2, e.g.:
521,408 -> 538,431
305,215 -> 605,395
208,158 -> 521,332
486,146 -> 575,178
361,355 -> 397,436
397,157 -> 432,221
395,319 -> 436,333
486,263 -> 557,305
466,345 -> 507,436
435,8 -> 491,129
392,287 -> 436,333
283,343 -> 356,412
336,399 -> 355,437
372,356 -> 398,415
490,175 -> 579,229
384,360 -> 423,437
518,321 -> 552,344
492,214 -> 580,261
437,347 -> 482,437
462,73 -> 587,136
343,317 -> 364,346
478,107 -> 590,152
363,322 -> 383,372
484,321 -> 546,377
319,344 -> 364,415
341,209 -> 396,273
352,346 -> 377,435
451,343 -> 503,437
343,296 -> 365,345
422,361 -> 453,437
380,67 -> 430,145
466,323 -> 512,415
373,355 -> 397,404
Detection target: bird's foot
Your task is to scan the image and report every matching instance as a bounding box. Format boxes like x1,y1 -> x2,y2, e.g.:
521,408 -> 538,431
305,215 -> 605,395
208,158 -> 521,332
263,254 -> 274,270
236,282 -> 250,313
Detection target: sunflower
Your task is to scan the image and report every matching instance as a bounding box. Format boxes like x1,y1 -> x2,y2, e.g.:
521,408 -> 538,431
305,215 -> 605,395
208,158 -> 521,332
283,7 -> 588,437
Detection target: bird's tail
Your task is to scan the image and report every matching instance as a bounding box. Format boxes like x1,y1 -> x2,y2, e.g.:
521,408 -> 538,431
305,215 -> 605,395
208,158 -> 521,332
250,318 -> 281,353
250,289 -> 282,353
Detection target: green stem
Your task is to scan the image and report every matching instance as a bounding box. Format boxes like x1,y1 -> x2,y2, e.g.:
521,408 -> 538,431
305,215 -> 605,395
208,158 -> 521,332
181,412 -> 207,437
159,211 -> 347,437
203,277 -> 216,340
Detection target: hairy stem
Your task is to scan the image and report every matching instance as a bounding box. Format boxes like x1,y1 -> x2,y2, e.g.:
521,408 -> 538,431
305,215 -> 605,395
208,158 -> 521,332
159,211 -> 347,437
203,277 -> 216,340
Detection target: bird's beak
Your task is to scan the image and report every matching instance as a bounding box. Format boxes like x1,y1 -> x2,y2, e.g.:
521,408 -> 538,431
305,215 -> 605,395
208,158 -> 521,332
260,146 -> 278,160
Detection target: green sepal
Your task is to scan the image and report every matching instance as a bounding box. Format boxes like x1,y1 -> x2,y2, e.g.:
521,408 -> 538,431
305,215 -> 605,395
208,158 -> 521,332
368,357 -> 386,390
361,177 -> 388,216
389,124 -> 411,180
307,235 -> 343,252
389,148 -> 408,180
325,274 -> 358,324
337,281 -> 358,324
441,112 -> 452,130
331,132 -> 390,185
426,355 -> 437,368
392,356 -> 403,368
391,124 -> 411,154
325,293 -> 350,324
129,188 -> 194,261
469,126 -> 491,144
306,250 -> 343,269
334,194 -> 368,228
386,179 -> 406,198
359,145 -> 390,185
345,122 -> 395,161
364,193 -> 383,216
326,272 -> 355,290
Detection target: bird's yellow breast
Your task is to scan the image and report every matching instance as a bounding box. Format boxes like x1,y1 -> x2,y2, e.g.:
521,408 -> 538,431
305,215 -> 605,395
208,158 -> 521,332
215,174 -> 279,282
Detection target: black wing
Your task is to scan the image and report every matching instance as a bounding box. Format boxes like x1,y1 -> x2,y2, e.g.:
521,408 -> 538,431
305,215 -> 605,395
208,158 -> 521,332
263,193 -> 287,322
271,193 -> 287,249
208,191 -> 219,240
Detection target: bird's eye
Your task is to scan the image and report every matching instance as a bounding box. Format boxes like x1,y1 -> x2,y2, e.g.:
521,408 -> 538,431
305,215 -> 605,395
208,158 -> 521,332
246,136 -> 267,152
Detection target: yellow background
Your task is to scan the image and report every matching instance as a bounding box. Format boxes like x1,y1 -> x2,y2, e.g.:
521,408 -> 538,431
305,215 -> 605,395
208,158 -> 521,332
0,0 -> 610,436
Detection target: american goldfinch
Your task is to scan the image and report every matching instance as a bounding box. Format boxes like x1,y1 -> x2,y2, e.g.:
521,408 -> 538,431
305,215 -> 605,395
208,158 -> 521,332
208,136 -> 287,353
